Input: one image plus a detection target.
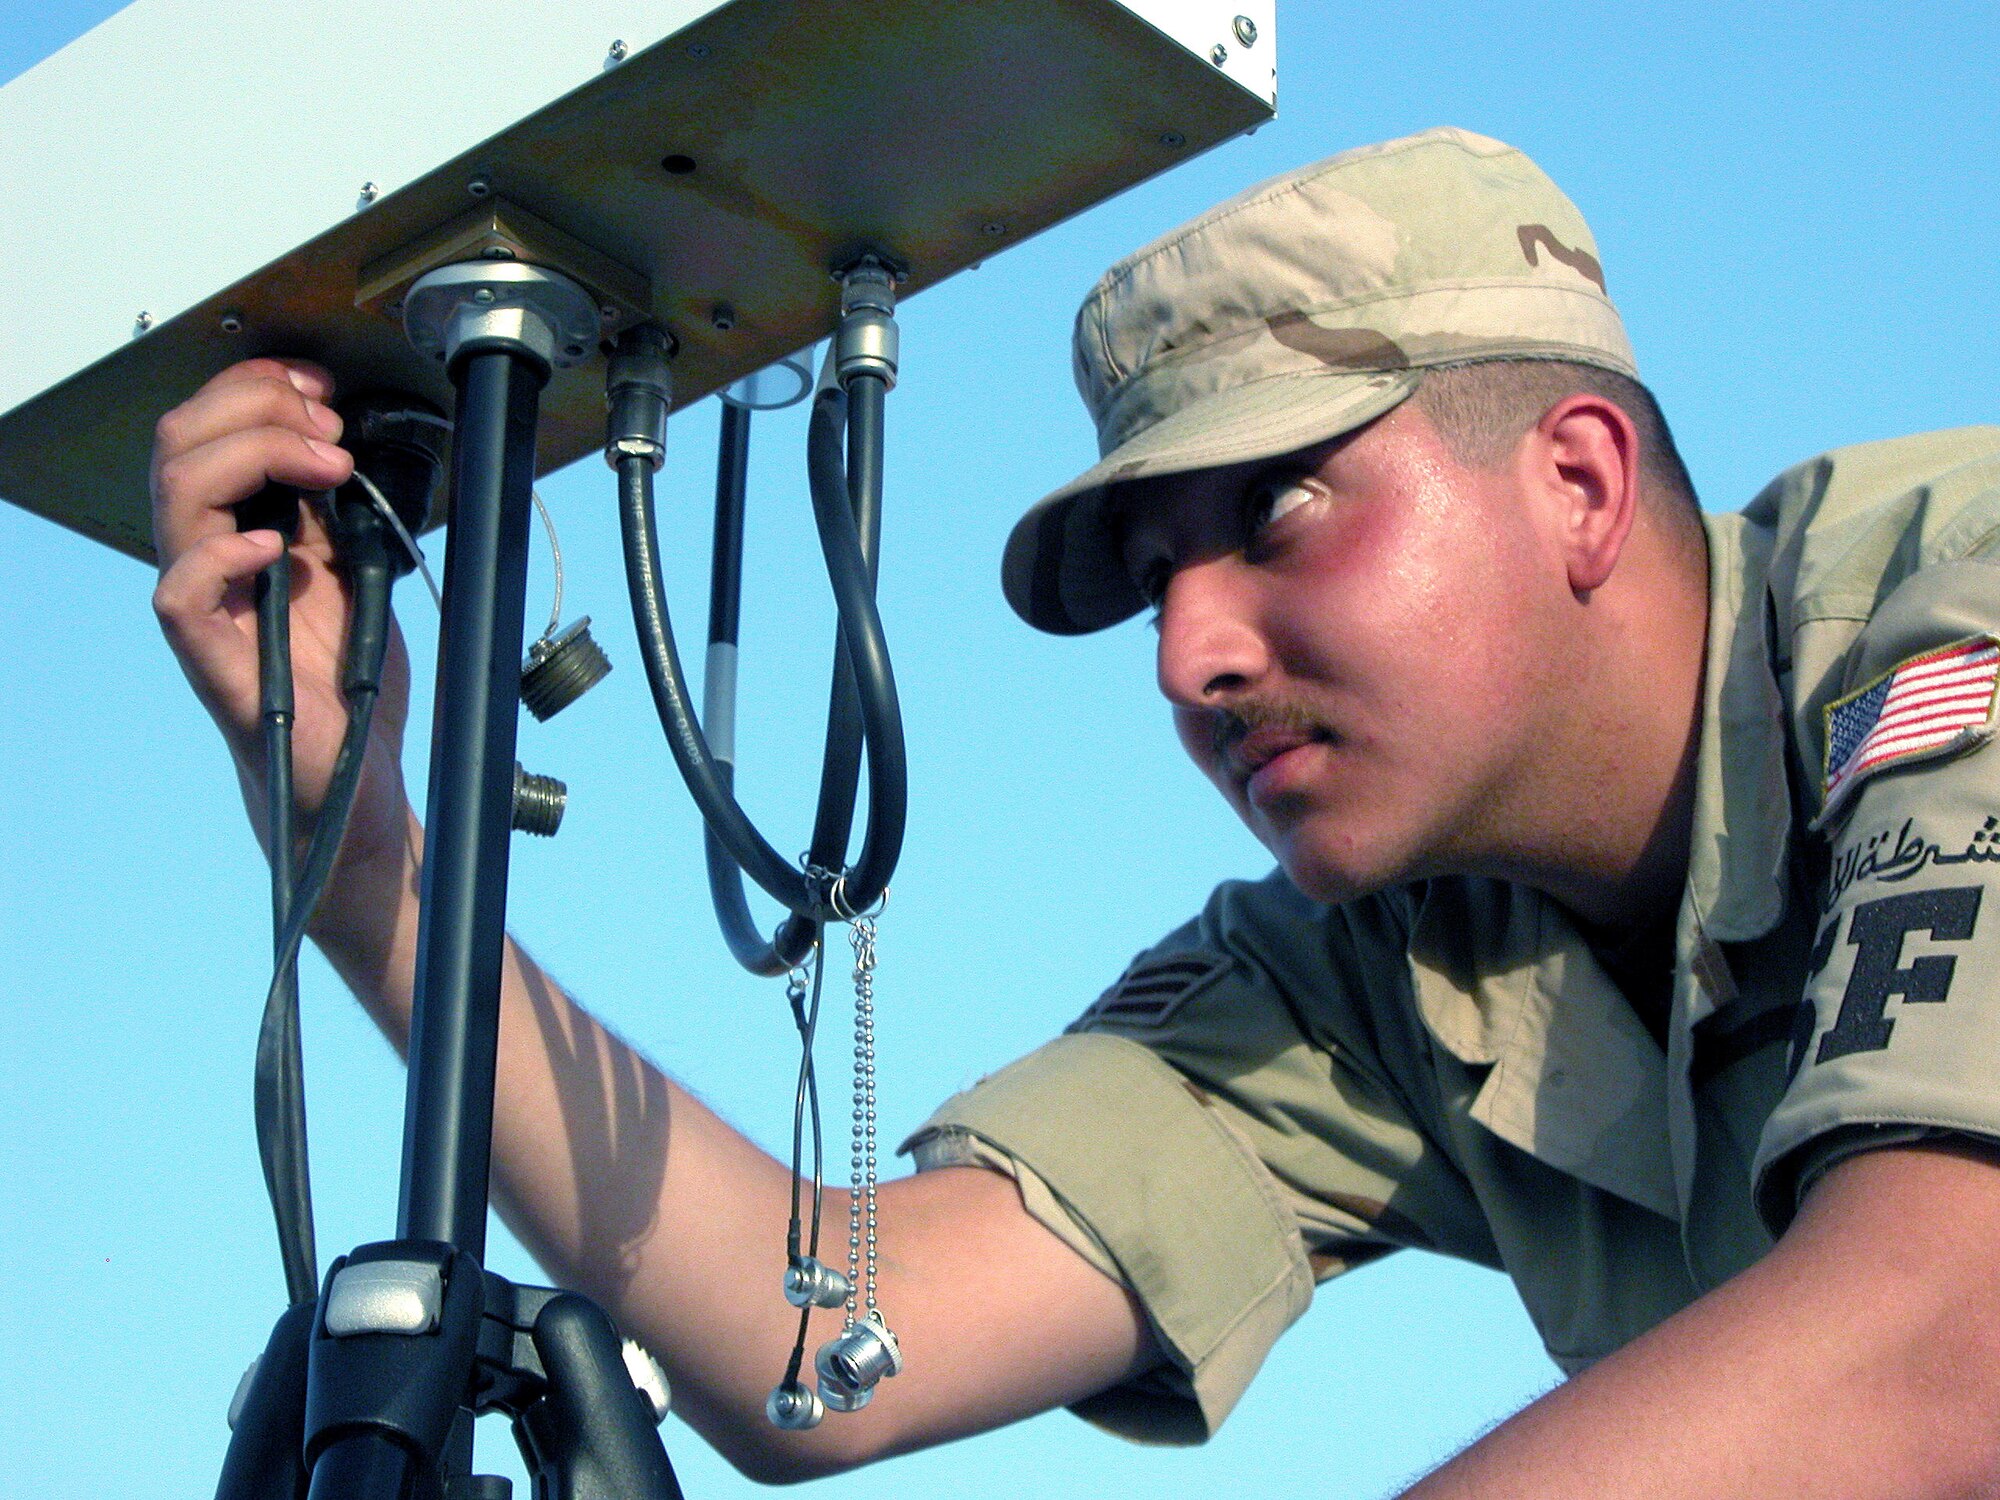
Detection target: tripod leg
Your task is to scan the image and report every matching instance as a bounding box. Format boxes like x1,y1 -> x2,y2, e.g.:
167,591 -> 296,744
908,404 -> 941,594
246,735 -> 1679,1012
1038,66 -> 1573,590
215,1300 -> 314,1500
516,1295 -> 683,1500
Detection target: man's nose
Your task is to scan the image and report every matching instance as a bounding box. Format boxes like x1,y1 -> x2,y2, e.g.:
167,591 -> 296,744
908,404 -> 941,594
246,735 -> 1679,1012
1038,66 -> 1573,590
1154,560 -> 1268,710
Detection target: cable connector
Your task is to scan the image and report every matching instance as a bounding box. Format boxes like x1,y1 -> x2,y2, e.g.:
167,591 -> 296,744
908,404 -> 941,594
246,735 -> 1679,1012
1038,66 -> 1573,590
604,324 -> 674,471
834,256 -> 900,390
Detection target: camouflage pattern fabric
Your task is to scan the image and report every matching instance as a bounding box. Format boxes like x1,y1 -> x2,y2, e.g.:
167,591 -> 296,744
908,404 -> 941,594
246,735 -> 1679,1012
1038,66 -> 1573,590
1004,126 -> 1637,635
913,428 -> 2000,1444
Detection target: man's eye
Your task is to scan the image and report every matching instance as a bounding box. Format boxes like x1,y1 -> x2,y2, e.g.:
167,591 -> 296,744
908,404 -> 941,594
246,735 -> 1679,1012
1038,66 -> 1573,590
1247,476 -> 1328,537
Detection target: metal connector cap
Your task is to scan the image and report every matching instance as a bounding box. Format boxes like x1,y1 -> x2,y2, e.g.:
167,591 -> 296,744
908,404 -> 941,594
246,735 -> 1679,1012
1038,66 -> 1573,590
815,1315 -> 903,1394
766,1380 -> 825,1429
835,257 -> 900,389
783,1257 -> 852,1310
605,324 -> 674,469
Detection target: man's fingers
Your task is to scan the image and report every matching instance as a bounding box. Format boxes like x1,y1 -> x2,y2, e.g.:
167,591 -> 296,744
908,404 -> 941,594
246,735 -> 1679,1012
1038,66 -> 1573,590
189,357 -> 339,407
155,368 -> 344,464
152,529 -> 289,723
152,425 -> 353,566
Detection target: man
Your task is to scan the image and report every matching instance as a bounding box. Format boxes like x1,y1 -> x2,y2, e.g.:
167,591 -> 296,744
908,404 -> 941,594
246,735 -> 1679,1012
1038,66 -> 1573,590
152,127 -> 2000,1495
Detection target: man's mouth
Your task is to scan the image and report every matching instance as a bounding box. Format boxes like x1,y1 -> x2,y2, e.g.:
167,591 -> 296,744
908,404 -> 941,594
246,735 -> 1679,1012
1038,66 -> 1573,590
1215,708 -> 1334,798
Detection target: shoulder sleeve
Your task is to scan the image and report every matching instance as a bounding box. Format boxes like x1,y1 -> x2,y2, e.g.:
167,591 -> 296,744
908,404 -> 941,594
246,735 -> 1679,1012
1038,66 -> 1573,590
1757,439 -> 2000,1228
900,873 -> 1489,1444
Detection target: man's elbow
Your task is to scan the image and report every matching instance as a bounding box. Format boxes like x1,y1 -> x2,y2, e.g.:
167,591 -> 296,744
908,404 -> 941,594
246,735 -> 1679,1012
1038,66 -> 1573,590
696,1402 -> 911,1487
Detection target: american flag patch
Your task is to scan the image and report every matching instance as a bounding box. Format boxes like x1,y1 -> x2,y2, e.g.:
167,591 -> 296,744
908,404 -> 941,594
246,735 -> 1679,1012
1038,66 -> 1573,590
1066,949 -> 1231,1033
1821,635 -> 2000,821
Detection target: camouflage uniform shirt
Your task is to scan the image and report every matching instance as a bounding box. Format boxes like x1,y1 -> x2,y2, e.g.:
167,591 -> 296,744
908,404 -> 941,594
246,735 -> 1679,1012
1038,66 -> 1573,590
906,426 -> 2000,1443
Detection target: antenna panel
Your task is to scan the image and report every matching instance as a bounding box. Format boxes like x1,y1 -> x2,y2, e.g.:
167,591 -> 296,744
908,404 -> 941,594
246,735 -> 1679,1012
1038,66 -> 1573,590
0,0 -> 1274,559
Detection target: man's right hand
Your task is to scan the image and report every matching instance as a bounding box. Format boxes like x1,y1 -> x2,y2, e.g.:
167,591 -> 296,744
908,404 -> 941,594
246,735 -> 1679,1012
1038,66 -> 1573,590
150,357 -> 416,885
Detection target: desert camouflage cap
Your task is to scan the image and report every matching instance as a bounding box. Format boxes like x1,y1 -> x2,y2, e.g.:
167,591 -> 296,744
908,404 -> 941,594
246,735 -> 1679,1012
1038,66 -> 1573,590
1004,126 -> 1639,634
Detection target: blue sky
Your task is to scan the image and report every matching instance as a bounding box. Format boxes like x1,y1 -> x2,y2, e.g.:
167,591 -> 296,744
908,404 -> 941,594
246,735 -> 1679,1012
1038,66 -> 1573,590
2,3 -> 1995,1497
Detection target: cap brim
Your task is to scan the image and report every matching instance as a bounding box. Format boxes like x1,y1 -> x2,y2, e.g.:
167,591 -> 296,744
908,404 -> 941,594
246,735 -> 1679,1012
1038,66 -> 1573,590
1003,367 -> 1422,634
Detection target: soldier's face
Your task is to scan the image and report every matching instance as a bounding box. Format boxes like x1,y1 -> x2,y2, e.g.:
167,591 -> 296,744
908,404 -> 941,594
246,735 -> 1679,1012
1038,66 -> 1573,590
1115,401 -> 1566,902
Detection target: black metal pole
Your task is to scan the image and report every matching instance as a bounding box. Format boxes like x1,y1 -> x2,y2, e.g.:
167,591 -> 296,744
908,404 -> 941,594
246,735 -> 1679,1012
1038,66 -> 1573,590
397,347 -> 546,1257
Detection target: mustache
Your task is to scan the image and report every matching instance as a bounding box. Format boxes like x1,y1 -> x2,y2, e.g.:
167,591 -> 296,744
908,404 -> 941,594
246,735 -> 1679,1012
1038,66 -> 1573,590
1211,699 -> 1326,762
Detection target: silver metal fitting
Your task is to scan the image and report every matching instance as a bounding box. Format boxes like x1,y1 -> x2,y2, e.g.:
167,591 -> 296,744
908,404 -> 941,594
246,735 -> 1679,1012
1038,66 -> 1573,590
766,1380 -> 825,1430
784,1257 -> 853,1310
818,1375 -> 871,1413
622,1338 -> 672,1423
604,324 -> 674,470
1233,14 -> 1258,46
834,258 -> 900,390
815,1314 -> 902,1396
403,261 -> 601,373
512,765 -> 567,837
521,618 -> 611,721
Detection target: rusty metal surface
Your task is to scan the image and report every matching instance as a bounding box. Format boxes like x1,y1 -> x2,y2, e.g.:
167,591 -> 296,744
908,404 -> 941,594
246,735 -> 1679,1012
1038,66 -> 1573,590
0,0 -> 1269,561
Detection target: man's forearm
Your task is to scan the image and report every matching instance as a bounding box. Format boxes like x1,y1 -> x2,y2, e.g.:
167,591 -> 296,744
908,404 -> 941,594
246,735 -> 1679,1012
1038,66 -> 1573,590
306,814 -> 1156,1482
1402,1144 -> 2000,1500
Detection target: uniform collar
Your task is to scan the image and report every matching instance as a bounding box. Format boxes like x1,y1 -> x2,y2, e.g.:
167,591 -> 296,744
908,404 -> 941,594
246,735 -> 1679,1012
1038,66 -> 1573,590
1677,511 -> 1792,1015
1408,881 -> 1680,1220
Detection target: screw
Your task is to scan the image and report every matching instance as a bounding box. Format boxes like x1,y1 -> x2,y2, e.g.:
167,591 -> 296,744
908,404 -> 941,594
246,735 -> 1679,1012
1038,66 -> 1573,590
358,181 -> 379,205
687,41 -> 711,59
472,288 -> 496,304
600,304 -> 618,322
710,303 -> 736,331
1233,14 -> 1258,46
981,220 -> 1008,237
467,176 -> 491,197
607,38 -> 628,62
1210,42 -> 1228,65
1159,130 -> 1186,148
133,311 -> 154,334
481,244 -> 516,259
219,312 -> 244,334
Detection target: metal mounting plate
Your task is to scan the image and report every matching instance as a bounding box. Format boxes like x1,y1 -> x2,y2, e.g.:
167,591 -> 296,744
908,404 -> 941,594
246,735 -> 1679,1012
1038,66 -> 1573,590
0,0 -> 1274,561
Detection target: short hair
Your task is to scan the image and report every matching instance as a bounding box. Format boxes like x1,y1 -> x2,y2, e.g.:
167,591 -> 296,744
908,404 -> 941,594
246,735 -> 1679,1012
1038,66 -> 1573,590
1408,358 -> 1704,550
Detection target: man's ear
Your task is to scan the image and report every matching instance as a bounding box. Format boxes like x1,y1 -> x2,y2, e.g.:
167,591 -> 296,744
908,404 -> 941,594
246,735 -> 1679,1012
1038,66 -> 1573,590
1523,395 -> 1642,595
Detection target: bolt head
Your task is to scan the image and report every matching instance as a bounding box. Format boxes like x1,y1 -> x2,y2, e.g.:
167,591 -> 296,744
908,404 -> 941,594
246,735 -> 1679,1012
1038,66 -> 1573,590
981,221 -> 1008,237
1210,42 -> 1228,65
1159,130 -> 1186,148
219,312 -> 244,334
358,181 -> 379,203
467,176 -> 491,197
472,288 -> 497,304
133,311 -> 153,333
607,38 -> 628,61
1233,14 -> 1258,46
481,244 -> 516,259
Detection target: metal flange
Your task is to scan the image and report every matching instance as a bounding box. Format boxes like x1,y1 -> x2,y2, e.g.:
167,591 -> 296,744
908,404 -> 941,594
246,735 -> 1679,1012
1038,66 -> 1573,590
404,261 -> 602,374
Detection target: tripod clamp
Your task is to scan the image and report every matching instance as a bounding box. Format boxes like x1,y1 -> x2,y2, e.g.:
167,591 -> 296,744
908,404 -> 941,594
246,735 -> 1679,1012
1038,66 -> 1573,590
224,1242 -> 678,1500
